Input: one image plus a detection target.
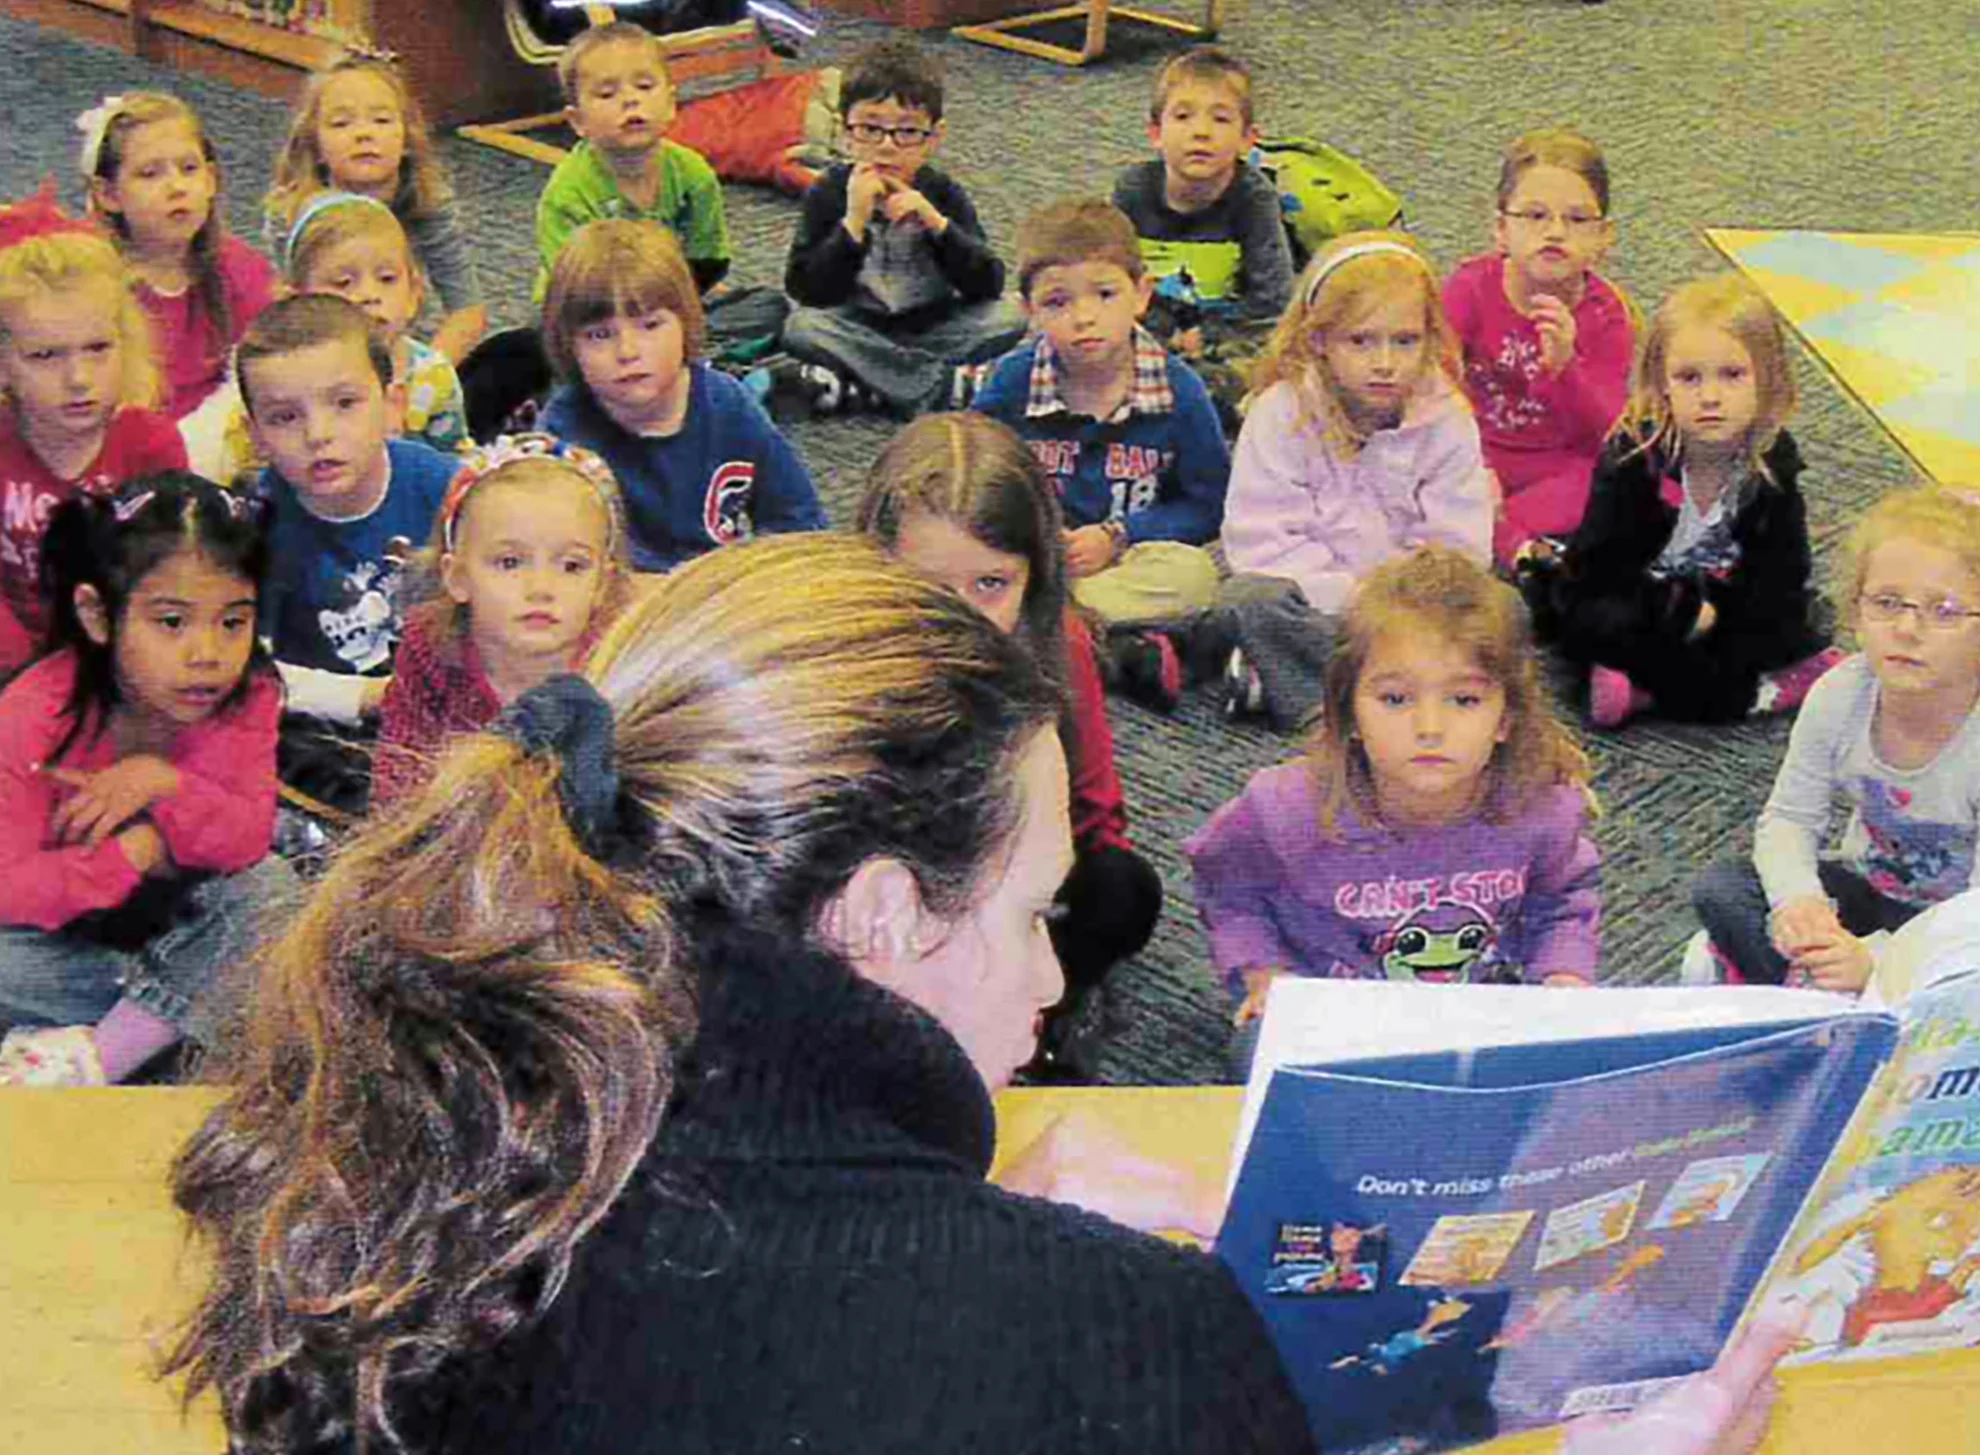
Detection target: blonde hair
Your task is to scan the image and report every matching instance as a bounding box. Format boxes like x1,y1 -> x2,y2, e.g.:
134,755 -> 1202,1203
557,21 -> 671,103
1307,545 -> 1593,837
1841,487 -> 1980,630
1625,274 -> 1797,483
1249,231 -> 1464,455
1149,45 -> 1254,127
1016,199 -> 1144,299
1496,127 -> 1610,214
166,534 -> 1061,1453
265,54 -> 454,231
542,220 -> 706,381
284,194 -> 420,295
407,453 -> 632,647
86,92 -> 237,345
0,228 -> 160,413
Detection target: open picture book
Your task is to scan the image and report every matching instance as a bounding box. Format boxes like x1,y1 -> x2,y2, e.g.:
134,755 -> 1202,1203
1214,972 -> 1980,1453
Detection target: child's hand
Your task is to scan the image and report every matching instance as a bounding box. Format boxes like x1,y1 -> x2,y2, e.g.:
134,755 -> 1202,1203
994,1109 -> 1226,1241
44,756 -> 180,848
845,163 -> 889,235
114,822 -> 172,877
1542,973 -> 1594,988
1064,525 -> 1119,578
1790,931 -> 1874,993
1233,966 -> 1287,1027
881,184 -> 946,235
1691,601 -> 1719,638
1530,293 -> 1578,374
1768,895 -> 1843,960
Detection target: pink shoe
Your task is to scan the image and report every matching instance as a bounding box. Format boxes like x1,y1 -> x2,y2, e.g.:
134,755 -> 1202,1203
0,1025 -> 106,1087
1752,646 -> 1847,715
1588,666 -> 1651,729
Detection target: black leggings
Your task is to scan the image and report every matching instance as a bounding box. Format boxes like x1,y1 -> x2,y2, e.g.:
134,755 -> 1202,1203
1050,843 -> 1163,997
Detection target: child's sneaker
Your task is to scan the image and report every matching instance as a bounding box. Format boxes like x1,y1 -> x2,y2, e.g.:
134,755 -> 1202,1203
1751,646 -> 1847,716
1114,630 -> 1183,714
1588,665 -> 1651,729
748,358 -> 862,422
1222,646 -> 1265,721
0,1025 -> 107,1086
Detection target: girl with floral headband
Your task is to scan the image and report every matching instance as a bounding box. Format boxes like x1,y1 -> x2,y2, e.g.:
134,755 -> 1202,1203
371,434 -> 631,807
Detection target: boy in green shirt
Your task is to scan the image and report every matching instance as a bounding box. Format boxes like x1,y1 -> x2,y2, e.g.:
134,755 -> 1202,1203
534,22 -> 731,301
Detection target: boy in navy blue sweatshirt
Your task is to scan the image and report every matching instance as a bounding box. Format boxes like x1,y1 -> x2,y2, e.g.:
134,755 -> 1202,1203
972,200 -> 1228,704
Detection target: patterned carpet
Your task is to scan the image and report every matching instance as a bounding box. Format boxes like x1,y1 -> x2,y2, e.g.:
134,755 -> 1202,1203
5,0 -> 1978,1083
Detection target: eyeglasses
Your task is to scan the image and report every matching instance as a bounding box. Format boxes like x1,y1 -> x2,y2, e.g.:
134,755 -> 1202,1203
846,121 -> 934,147
1498,207 -> 1606,232
1859,591 -> 1980,631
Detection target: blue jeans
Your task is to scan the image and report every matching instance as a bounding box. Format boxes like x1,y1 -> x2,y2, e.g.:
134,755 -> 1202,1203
1691,855 -> 1921,985
0,857 -> 296,1043
783,298 -> 1027,413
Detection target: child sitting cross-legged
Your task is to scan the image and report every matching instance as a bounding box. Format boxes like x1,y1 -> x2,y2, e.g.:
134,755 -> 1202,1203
779,40 -> 1025,417
1521,275 -> 1841,728
371,435 -> 629,808
0,475 -> 289,1085
1111,46 -> 1295,415
1187,545 -> 1601,1078
533,21 -> 729,301
971,199 -> 1229,711
241,294 -> 461,814
541,220 -> 825,573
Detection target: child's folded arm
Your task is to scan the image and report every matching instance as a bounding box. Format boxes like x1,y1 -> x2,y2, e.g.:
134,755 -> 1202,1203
1223,386 -> 1352,608
1404,410 -> 1495,564
1529,282 -> 1633,447
924,181 -> 1005,303
1752,671 -> 1856,906
0,711 -> 142,930
273,659 -> 375,725
784,178 -> 866,307
147,673 -> 282,873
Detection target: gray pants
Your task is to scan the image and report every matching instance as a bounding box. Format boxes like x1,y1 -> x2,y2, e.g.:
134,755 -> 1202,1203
784,298 -> 1027,413
1216,573 -> 1339,733
0,856 -> 295,1045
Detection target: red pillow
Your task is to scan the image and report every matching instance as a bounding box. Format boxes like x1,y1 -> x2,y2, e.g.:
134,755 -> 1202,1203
671,71 -> 825,195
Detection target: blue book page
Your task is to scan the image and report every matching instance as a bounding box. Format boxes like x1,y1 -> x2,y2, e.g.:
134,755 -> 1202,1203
1216,1015 -> 1896,1453
1752,972 -> 1980,1366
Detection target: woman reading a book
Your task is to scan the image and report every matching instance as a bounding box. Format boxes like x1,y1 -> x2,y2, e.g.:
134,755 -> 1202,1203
158,536 -> 1315,1454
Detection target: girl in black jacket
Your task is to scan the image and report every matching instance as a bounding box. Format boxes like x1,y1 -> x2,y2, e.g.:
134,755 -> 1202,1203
1522,275 -> 1840,726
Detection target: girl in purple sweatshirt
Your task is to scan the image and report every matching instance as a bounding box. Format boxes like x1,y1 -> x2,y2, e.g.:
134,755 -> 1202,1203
1187,546 -> 1601,1064
1213,231 -> 1492,729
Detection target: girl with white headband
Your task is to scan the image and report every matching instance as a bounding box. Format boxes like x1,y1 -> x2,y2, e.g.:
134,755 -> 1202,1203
1213,230 -> 1491,728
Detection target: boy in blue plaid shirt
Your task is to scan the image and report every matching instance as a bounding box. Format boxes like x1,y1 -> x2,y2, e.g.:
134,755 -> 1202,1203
972,200 -> 1229,644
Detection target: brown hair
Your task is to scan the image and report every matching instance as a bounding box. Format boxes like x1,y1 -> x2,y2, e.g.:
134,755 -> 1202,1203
1840,487 -> 1980,632
86,92 -> 238,348
857,413 -> 1068,685
1624,273 -> 1797,483
557,20 -> 672,105
235,293 -> 394,418
265,54 -> 454,229
542,220 -> 706,382
165,534 -> 1061,1453
1248,231 -> 1465,454
1016,199 -> 1145,299
1149,46 -> 1254,127
1307,545 -> 1593,836
1496,127 -> 1611,215
0,227 -> 160,413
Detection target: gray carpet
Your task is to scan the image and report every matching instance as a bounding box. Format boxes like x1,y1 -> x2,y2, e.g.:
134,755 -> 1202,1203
5,0 -> 1976,1083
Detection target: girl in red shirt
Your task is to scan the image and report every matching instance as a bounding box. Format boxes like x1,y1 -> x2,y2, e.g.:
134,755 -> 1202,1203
858,413 -> 1162,1081
0,473 -> 287,1085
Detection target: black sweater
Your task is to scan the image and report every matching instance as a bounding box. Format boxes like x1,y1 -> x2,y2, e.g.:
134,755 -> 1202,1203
404,929 -> 1316,1454
783,162 -> 1006,327
1526,429 -> 1827,717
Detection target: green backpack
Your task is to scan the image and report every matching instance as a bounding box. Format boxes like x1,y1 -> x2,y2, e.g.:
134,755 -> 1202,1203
1251,138 -> 1406,265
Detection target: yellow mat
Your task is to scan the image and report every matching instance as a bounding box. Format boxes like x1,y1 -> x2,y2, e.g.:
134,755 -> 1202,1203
1704,229 -> 1980,484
